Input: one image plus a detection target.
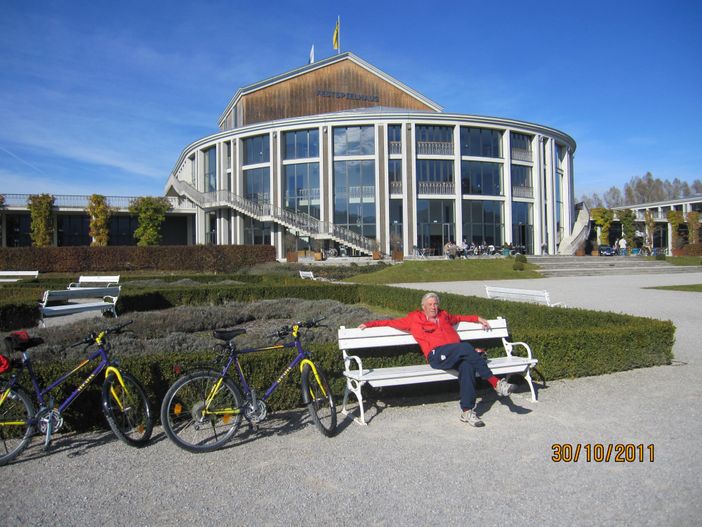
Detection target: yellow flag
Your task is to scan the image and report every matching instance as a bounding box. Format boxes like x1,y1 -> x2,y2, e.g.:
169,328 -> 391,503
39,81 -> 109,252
332,18 -> 340,50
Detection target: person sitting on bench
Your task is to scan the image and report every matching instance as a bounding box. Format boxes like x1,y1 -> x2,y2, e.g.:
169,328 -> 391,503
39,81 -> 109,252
358,292 -> 516,427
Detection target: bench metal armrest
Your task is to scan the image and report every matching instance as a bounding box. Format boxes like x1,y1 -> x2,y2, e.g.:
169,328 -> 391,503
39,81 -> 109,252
342,350 -> 363,375
501,338 -> 533,361
67,282 -> 79,289
103,295 -> 119,304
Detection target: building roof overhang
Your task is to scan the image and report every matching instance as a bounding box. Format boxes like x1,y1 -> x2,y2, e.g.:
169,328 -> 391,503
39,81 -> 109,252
216,52 -> 443,127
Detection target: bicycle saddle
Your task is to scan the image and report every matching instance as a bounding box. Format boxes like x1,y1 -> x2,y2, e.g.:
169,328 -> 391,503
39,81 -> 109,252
4,331 -> 44,352
212,328 -> 247,342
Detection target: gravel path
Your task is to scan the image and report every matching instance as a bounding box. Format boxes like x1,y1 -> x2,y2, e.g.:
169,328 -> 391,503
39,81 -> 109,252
4,272 -> 702,526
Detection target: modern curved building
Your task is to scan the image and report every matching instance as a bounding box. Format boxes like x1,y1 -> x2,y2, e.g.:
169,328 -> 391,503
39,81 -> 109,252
165,52 -> 577,258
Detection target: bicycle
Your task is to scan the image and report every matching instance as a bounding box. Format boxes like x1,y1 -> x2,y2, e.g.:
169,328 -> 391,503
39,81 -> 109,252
0,320 -> 153,466
160,317 -> 336,453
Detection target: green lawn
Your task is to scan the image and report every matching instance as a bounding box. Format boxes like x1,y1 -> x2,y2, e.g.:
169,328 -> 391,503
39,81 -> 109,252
346,258 -> 541,284
665,256 -> 702,266
648,284 -> 702,292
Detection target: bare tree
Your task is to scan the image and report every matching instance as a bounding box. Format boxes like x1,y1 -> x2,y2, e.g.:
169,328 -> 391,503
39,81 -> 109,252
602,186 -> 624,208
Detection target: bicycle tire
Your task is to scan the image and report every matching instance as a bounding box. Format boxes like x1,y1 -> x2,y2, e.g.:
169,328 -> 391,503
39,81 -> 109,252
301,364 -> 337,437
160,370 -> 243,453
102,372 -> 153,447
0,384 -> 35,465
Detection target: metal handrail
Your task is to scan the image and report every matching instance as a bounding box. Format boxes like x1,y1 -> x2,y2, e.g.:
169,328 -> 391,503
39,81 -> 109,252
172,179 -> 378,254
0,193 -> 194,211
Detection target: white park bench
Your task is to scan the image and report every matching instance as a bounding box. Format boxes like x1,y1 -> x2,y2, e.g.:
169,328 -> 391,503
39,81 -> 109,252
67,275 -> 120,289
39,286 -> 121,323
338,317 -> 538,425
299,270 -> 317,280
0,271 -> 39,283
485,285 -> 565,307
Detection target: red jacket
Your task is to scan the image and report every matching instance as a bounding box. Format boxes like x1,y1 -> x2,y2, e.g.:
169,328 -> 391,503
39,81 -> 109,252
363,309 -> 479,359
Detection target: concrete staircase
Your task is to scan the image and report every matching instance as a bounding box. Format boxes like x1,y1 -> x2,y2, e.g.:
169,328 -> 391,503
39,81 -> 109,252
531,255 -> 701,277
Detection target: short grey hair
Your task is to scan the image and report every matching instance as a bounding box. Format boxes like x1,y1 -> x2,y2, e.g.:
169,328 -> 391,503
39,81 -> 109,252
421,292 -> 440,306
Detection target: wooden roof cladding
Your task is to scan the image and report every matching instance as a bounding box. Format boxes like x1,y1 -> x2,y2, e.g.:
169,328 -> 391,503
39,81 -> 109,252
234,59 -> 439,127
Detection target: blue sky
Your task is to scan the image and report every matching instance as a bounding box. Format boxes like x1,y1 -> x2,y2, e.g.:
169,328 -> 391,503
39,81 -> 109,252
1,0 -> 700,198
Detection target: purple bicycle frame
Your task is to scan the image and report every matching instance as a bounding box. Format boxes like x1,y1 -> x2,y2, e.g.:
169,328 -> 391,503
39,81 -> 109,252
22,345 -> 111,414
224,339 -> 307,402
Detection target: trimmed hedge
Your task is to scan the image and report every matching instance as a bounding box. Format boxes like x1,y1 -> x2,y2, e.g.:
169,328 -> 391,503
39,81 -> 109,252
0,245 -> 275,273
1,282 -> 675,433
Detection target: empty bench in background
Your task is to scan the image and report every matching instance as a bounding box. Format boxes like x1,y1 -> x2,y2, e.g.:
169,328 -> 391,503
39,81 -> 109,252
68,275 -> 120,289
485,285 -> 565,307
338,317 -> 538,425
39,286 -> 121,324
0,271 -> 39,283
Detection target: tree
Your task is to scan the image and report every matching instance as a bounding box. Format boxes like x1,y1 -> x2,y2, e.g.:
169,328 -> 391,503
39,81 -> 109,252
580,193 -> 603,208
591,207 -> 615,245
27,193 -> 55,247
667,210 -> 685,249
686,211 -> 700,246
128,196 -> 171,246
644,210 -> 656,249
624,172 -> 666,204
602,186 -> 624,208
86,194 -> 114,246
692,179 -> 702,195
618,208 -> 636,250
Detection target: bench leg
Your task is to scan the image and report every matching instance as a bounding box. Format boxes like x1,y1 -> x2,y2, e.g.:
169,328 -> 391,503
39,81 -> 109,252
524,369 -> 538,402
341,379 -> 368,426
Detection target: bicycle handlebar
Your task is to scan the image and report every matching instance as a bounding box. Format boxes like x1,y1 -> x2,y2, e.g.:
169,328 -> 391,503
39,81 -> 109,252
265,317 -> 327,339
68,320 -> 135,348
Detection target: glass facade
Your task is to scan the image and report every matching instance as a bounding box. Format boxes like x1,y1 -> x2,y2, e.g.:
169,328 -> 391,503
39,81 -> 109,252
512,201 -> 533,252
284,163 -> 320,218
333,160 -> 375,237
244,167 -> 270,203
333,126 -> 375,156
57,215 -> 90,246
204,147 -> 216,192
461,161 -> 502,195
243,134 -> 270,165
416,199 -> 454,253
284,129 -> 319,159
462,200 -> 503,246
388,158 -> 403,194
389,198 -> 403,250
460,127 -> 502,158
108,215 -> 138,246
243,217 -> 271,245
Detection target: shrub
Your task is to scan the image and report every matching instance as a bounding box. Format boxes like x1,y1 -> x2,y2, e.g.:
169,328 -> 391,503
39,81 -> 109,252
680,244 -> 702,257
655,253 -> 666,261
512,260 -> 525,271
515,253 -> 527,264
3,281 -> 675,433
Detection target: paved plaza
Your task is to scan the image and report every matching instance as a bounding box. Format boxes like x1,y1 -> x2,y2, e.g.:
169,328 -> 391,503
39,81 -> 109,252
4,272 -> 702,526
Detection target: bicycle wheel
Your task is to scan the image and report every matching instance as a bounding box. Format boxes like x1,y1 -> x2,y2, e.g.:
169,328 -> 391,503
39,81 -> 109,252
0,384 -> 35,466
160,370 -> 243,453
301,364 -> 336,437
102,372 -> 153,447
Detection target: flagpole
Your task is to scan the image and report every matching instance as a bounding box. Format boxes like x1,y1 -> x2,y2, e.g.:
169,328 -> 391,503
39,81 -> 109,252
337,16 -> 341,54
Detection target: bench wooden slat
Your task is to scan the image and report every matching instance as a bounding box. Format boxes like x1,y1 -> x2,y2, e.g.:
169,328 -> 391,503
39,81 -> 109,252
68,275 -> 120,289
485,285 -> 564,307
338,317 -> 538,425
0,271 -> 39,282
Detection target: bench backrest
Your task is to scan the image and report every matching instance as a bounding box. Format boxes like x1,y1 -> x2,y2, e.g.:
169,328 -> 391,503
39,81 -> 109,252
44,286 -> 121,302
338,318 -> 508,351
299,271 -> 315,280
485,286 -> 550,303
79,275 -> 120,285
0,271 -> 39,278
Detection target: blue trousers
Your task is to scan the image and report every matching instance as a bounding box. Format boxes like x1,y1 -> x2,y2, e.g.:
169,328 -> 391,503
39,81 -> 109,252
428,342 -> 494,410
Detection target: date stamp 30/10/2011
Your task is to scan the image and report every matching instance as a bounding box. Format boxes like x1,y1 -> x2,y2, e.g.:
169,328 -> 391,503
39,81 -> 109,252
551,443 -> 655,463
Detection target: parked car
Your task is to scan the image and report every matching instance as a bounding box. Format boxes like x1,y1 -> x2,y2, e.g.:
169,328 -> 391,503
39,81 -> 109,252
599,245 -> 616,256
